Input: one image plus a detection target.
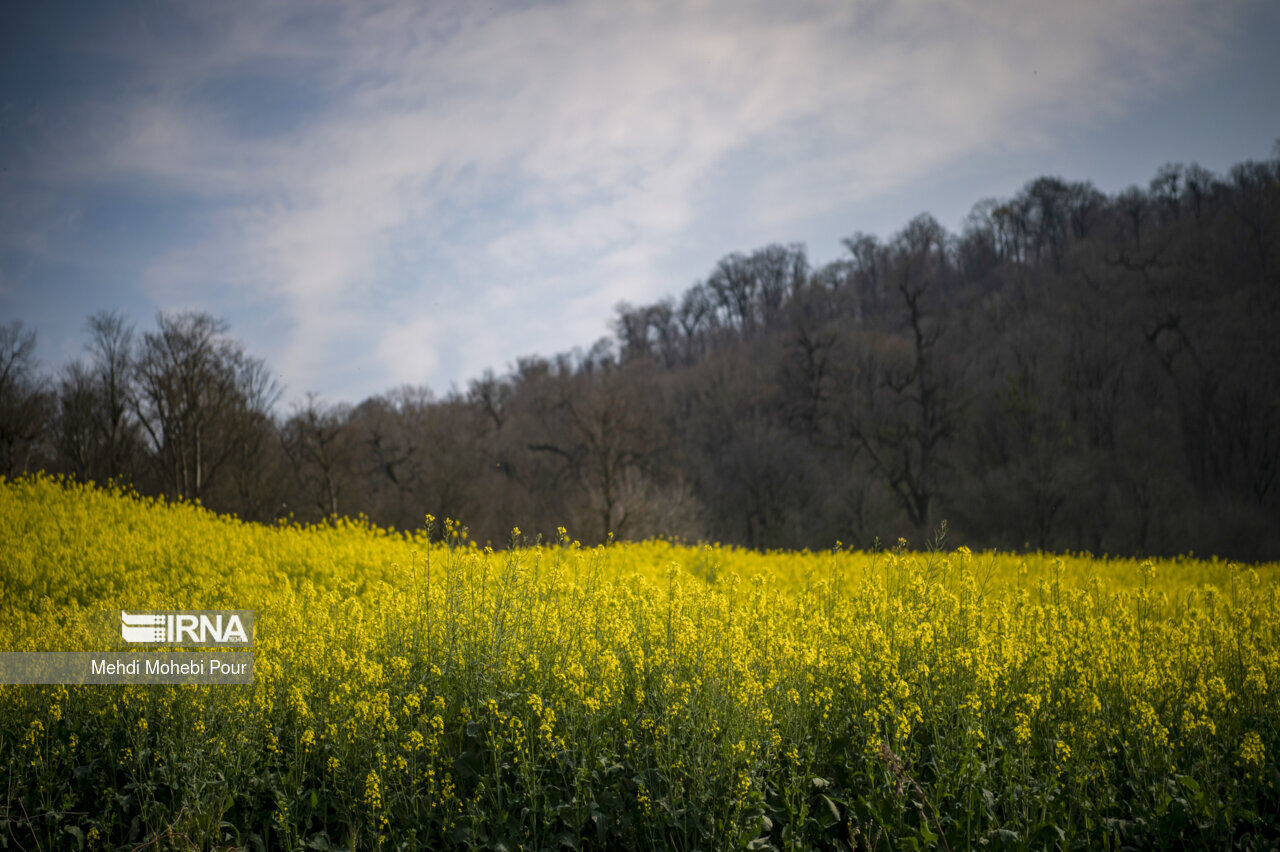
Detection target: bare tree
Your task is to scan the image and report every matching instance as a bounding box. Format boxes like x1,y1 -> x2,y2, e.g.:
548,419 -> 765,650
833,215 -> 962,534
223,356 -> 285,519
85,311 -> 139,481
0,322 -> 50,476
54,312 -> 141,483
131,312 -> 279,501
525,364 -> 663,543
55,361 -> 98,480
282,394 -> 354,518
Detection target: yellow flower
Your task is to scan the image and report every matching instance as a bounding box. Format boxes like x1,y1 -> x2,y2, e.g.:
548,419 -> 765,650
1238,732 -> 1265,774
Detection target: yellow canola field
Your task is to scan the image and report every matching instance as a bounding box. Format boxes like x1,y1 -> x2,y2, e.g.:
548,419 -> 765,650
1,475 -> 1277,850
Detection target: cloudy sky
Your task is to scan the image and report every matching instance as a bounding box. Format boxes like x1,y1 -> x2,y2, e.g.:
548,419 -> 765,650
3,1 -> 1278,405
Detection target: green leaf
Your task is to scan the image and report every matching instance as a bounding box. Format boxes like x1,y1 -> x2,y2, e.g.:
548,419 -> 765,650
1031,823 -> 1064,845
987,827 -> 1020,846
820,794 -> 841,827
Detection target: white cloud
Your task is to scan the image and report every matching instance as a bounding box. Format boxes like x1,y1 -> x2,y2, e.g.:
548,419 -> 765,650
18,0 -> 1240,401
374,311 -> 441,390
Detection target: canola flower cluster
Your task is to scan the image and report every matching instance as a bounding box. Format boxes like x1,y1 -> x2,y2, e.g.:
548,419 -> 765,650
1,475 -> 1278,849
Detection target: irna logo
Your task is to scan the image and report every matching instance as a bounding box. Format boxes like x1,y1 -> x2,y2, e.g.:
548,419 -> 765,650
120,611 -> 251,646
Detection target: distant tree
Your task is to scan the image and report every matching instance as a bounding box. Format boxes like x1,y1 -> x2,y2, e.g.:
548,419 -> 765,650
831,215 -> 962,535
1225,158 -> 1280,280
54,311 -> 142,484
778,290 -> 837,442
131,312 -> 279,502
705,244 -> 808,334
0,322 -> 50,476
282,394 -> 354,518
676,283 -> 716,361
222,356 -> 285,520
525,363 -> 665,543
55,361 -> 98,481
84,311 -> 139,481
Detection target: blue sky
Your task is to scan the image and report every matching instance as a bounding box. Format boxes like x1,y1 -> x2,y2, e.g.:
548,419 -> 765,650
3,0 -> 1278,406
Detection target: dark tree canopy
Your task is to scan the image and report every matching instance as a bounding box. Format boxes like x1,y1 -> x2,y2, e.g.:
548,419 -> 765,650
5,150 -> 1279,558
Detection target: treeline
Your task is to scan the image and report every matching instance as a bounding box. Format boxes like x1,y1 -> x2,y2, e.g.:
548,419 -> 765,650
3,149 -> 1278,558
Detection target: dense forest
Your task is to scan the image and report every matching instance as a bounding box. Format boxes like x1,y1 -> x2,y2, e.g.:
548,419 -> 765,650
3,149 -> 1278,559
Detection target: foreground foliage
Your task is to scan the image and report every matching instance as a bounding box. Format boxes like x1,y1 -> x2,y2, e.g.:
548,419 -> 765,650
1,475 -> 1278,849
